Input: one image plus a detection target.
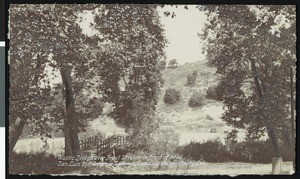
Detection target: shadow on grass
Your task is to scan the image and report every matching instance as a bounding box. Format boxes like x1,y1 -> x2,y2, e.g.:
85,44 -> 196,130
9,152 -> 81,174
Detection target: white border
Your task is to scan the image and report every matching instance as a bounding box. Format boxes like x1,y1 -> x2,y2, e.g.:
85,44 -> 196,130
0,41 -> 5,47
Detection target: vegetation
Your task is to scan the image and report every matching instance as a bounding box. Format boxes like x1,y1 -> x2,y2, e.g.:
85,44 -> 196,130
186,70 -> 198,86
9,4 -> 166,156
198,5 -> 296,159
188,92 -> 204,108
9,5 -> 296,175
163,88 -> 181,104
178,139 -> 293,163
9,152 -> 81,174
158,60 -> 167,71
178,139 -> 230,162
127,104 -> 160,151
167,59 -> 178,69
206,85 -> 221,101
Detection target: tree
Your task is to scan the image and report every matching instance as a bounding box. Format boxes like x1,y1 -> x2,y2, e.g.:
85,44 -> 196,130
92,5 -> 167,133
9,4 -> 104,156
158,60 -> 167,70
198,5 -> 296,159
9,5 -> 58,154
167,59 -> 178,69
9,4 -> 167,156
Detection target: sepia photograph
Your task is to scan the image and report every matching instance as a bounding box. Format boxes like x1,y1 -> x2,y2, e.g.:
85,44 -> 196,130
8,4 -> 296,175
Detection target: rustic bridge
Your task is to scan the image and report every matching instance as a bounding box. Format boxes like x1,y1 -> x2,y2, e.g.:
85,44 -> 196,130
80,134 -> 128,156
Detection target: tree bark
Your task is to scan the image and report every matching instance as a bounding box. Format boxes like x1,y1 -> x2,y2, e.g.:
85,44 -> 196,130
9,120 -> 26,156
290,67 -> 295,169
250,59 -> 281,158
61,70 -> 81,156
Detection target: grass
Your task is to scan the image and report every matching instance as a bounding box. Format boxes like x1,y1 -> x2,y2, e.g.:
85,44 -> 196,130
9,152 -> 81,174
64,161 -> 294,175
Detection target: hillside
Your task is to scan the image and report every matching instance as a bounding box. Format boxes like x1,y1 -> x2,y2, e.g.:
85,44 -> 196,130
80,60 -> 241,145
157,60 -> 245,145
15,60 -> 244,155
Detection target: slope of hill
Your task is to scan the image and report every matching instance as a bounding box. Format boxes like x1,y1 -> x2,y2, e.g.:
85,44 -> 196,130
157,60 -> 245,145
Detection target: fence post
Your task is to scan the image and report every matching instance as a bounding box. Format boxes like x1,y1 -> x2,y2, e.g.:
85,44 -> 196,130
272,157 -> 282,174
112,146 -> 116,161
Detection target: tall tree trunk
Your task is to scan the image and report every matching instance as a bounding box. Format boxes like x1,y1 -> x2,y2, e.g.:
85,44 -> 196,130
250,59 -> 281,158
290,67 -> 295,169
63,114 -> 73,156
61,70 -> 81,156
9,120 -> 26,156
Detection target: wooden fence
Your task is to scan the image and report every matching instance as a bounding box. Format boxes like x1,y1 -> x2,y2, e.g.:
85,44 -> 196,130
80,135 -> 100,150
80,134 -> 128,155
96,135 -> 127,156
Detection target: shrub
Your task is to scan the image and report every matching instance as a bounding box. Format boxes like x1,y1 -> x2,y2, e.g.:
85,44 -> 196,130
186,70 -> 198,86
230,140 -> 273,163
167,59 -> 178,69
206,85 -> 218,100
177,138 -> 294,163
188,92 -> 204,107
230,139 -> 294,163
178,139 -> 230,162
163,88 -> 181,104
148,128 -> 179,155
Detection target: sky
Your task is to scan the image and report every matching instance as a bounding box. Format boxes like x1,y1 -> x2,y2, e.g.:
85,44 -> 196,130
79,5 -> 208,65
157,5 -> 207,65
43,5 -> 208,86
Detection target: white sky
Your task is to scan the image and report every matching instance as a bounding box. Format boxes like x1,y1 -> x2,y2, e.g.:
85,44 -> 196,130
44,6 -> 208,86
79,5 -> 207,65
158,5 -> 207,64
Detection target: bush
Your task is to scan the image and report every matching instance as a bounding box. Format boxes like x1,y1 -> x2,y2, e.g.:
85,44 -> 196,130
230,139 -> 294,163
163,88 -> 181,104
186,70 -> 198,86
178,139 -> 230,162
188,92 -> 204,107
148,128 -> 179,155
206,85 -> 220,100
177,138 -> 294,163
167,59 -> 178,69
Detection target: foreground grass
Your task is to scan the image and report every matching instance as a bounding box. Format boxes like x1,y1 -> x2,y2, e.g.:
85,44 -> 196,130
9,151 -> 293,175
65,161 -> 294,175
9,152 -> 81,174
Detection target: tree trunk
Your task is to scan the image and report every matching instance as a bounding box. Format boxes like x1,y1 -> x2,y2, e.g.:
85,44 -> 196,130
9,57 -> 41,156
63,115 -> 73,156
61,70 -> 81,156
290,67 -> 295,169
250,59 -> 281,158
9,120 -> 26,155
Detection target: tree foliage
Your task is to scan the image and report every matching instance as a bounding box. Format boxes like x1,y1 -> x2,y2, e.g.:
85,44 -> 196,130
9,4 -> 167,155
92,5 -> 167,131
198,5 -> 296,157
